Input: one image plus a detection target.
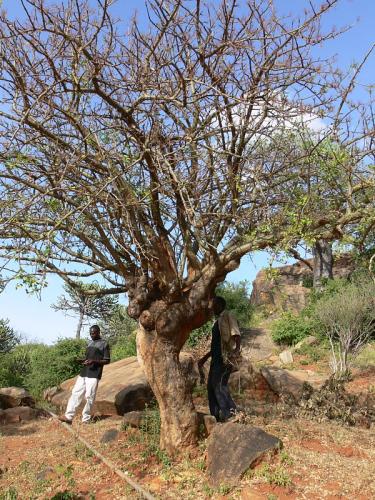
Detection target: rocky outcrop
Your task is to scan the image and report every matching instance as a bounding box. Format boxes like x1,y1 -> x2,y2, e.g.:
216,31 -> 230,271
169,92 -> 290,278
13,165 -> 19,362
260,366 -> 328,399
0,406 -> 40,424
0,387 -> 35,409
250,254 -> 354,312
43,386 -> 60,402
206,423 -> 281,486
0,387 -> 42,424
49,353 -> 198,416
228,361 -> 278,402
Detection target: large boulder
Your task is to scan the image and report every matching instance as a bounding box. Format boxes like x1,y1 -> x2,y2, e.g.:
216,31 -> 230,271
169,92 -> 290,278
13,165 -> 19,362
0,406 -> 39,424
43,386 -> 61,402
228,362 -> 278,403
50,353 -> 198,416
0,387 -> 35,409
206,423 -> 281,486
250,254 -> 354,313
261,366 -> 327,399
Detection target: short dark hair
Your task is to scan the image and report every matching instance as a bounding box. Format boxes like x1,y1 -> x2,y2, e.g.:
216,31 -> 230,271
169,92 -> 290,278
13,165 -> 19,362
90,325 -> 100,334
213,296 -> 226,313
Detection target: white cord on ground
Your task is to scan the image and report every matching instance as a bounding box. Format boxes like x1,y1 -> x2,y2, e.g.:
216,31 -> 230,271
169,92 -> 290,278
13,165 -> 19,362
47,410 -> 155,500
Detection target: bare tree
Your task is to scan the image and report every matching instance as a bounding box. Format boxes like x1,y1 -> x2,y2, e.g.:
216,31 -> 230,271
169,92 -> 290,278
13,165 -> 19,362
0,0 -> 374,453
52,282 -> 118,339
314,279 -> 375,378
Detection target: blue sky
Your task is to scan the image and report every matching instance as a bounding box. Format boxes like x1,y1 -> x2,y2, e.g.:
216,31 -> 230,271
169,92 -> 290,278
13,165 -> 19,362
0,0 -> 374,344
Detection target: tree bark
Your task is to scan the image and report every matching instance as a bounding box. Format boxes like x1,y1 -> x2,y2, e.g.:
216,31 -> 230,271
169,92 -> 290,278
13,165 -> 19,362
137,326 -> 199,455
312,239 -> 333,289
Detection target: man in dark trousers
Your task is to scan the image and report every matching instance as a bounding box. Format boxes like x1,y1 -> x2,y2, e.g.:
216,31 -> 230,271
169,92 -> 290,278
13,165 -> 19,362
59,325 -> 110,424
198,296 -> 241,422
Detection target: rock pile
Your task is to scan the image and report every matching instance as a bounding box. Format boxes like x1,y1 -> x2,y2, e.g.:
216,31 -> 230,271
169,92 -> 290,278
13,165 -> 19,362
0,387 -> 41,424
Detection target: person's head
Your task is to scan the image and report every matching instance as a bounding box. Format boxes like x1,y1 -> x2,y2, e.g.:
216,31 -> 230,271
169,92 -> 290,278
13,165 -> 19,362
89,325 -> 101,340
212,296 -> 226,316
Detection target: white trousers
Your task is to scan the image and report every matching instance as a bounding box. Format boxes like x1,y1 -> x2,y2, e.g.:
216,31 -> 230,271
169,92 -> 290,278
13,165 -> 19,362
65,376 -> 99,422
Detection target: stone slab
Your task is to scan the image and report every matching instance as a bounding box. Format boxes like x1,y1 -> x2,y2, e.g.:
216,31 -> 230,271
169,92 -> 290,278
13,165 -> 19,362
207,423 -> 281,486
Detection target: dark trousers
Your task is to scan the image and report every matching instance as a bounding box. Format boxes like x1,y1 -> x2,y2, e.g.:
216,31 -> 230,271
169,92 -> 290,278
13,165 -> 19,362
207,362 -> 237,422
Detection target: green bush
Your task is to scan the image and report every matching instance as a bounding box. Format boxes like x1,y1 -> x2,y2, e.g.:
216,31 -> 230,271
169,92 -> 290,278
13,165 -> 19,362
187,280 -> 253,348
271,277 -> 355,347
0,341 -> 34,388
271,272 -> 375,369
0,318 -> 19,354
187,322 -> 212,348
271,312 -> 316,346
26,339 -> 86,397
306,277 -> 350,311
216,280 -> 253,327
0,339 -> 86,397
110,330 -> 137,361
0,352 -> 26,388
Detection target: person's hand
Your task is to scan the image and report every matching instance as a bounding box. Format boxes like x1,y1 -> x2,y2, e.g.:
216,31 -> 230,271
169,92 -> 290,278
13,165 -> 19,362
83,359 -> 95,366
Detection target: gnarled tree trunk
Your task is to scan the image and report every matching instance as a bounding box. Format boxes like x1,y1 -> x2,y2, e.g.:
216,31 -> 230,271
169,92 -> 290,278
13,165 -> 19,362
137,326 -> 199,455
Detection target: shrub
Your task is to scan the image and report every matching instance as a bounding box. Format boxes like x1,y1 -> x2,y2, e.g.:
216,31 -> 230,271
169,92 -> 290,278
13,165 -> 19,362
0,352 -> 26,388
110,330 -> 137,361
313,279 -> 375,378
25,339 -> 86,397
187,322 -> 212,348
306,277 -> 350,310
0,318 -> 19,354
0,339 -> 86,397
216,280 -> 253,327
271,312 -> 316,346
0,342 -> 34,388
187,280 -> 253,347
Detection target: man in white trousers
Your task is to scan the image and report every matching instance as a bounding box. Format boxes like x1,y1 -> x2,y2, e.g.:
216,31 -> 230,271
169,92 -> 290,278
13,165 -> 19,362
59,325 -> 110,424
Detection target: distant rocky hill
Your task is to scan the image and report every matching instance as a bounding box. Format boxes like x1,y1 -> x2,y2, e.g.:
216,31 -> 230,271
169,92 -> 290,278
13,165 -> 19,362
250,254 -> 354,313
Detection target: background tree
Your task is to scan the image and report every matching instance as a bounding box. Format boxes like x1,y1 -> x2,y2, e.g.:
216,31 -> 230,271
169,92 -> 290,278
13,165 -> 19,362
0,319 -> 19,354
270,133 -> 374,288
0,0 -> 373,453
98,304 -> 138,361
52,282 -> 118,339
99,304 -> 137,345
